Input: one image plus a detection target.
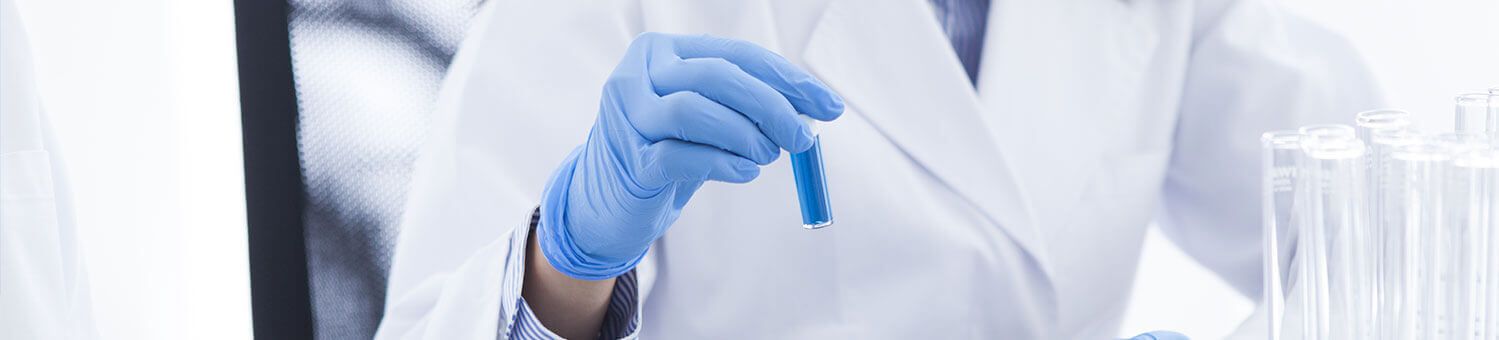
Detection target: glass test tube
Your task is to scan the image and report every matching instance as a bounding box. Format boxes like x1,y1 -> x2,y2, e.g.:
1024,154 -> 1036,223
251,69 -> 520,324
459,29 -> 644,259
1262,131 -> 1302,340
1455,93 -> 1498,136
1460,150 -> 1499,340
1442,139 -> 1492,339
791,118 -> 832,229
1297,124 -> 1368,340
1355,109 -> 1412,340
1371,128 -> 1421,340
1390,141 -> 1455,339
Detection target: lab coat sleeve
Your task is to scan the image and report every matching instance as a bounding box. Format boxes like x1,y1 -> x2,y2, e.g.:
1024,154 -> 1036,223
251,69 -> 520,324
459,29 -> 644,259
1158,0 -> 1382,302
375,1 -> 647,338
374,211 -> 640,340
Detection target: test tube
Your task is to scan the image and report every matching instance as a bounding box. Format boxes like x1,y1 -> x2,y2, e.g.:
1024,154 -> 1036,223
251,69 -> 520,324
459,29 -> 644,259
791,118 -> 832,229
1297,124 -> 1368,340
1461,149 -> 1499,339
1444,141 -> 1493,339
1355,109 -> 1412,339
1372,128 -> 1422,340
1357,110 -> 1413,233
1389,140 -> 1455,339
1262,131 -> 1302,340
1455,93 -> 1498,136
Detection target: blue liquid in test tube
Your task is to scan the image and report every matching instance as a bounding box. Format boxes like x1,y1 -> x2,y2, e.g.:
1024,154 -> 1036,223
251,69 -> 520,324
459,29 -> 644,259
791,135 -> 832,229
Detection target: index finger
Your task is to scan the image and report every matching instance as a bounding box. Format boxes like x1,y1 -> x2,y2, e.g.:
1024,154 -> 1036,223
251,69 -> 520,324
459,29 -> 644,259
672,35 -> 845,121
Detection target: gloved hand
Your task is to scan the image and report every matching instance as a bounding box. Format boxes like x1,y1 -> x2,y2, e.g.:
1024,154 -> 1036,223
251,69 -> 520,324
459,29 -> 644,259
1128,330 -> 1188,340
537,32 -> 845,280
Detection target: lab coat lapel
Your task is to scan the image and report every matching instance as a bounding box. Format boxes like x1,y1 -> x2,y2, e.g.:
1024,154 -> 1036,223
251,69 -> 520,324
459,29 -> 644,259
802,0 -> 1055,286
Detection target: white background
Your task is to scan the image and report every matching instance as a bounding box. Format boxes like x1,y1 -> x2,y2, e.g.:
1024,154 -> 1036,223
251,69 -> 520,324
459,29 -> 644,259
9,0 -> 1498,339
13,0 -> 250,339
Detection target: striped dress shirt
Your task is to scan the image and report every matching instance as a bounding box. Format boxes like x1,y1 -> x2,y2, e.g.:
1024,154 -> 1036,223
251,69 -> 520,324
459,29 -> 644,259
501,210 -> 639,339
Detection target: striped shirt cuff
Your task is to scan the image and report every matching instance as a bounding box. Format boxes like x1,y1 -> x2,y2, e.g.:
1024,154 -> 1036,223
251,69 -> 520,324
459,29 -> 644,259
504,209 -> 641,339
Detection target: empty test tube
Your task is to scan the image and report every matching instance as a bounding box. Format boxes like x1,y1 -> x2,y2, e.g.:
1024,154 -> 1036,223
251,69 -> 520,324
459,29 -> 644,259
1455,93 -> 1499,136
1389,140 -> 1456,339
1435,132 -> 1494,340
1457,149 -> 1499,339
1372,128 -> 1423,340
1357,110 -> 1414,232
1297,124 -> 1369,340
1262,131 -> 1303,340
1355,109 -> 1412,339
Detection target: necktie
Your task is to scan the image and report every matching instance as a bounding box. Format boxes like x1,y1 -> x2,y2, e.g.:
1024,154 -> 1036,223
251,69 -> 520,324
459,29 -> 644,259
928,0 -> 992,86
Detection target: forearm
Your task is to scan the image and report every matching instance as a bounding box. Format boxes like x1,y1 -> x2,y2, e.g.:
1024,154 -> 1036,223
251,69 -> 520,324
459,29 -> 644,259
522,224 -> 616,339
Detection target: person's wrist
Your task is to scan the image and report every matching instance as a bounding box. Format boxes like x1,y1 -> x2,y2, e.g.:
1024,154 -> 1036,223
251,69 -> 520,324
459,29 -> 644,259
538,148 -> 646,280
526,217 -> 616,287
536,213 -> 643,280
523,213 -> 617,340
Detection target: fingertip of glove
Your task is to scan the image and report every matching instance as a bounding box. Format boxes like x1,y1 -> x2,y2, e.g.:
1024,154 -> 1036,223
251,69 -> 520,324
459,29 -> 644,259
789,130 -> 816,153
824,92 -> 845,116
753,147 -> 781,165
729,159 -> 761,183
803,91 -> 844,121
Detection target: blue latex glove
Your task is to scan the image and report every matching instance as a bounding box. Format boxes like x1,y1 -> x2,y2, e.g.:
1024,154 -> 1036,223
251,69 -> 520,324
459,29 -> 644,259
1128,331 -> 1189,340
537,33 -> 845,280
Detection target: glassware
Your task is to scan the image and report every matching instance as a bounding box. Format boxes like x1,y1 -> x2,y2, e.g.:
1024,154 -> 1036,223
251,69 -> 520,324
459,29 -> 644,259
1389,141 -> 1455,338
1371,129 -> 1422,340
1456,93 -> 1498,135
1260,91 -> 1499,339
1458,149 -> 1499,339
1435,134 -> 1489,340
791,135 -> 833,229
1355,110 -> 1413,339
1297,124 -> 1369,339
1262,131 -> 1303,339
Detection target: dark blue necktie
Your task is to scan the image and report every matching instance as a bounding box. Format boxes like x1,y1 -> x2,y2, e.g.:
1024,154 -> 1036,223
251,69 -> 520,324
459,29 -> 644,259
928,0 -> 991,86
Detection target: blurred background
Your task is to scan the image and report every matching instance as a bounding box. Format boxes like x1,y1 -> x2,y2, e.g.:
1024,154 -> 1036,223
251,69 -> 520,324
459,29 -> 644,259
7,0 -> 1497,338
284,0 -> 475,338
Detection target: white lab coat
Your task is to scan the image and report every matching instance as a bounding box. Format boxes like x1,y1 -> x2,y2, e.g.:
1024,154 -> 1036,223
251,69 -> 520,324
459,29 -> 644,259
0,0 -> 99,338
382,0 -> 1380,338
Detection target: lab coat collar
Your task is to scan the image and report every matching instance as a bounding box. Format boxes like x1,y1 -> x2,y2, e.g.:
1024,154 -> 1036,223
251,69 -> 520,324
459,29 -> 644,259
801,0 -> 1057,313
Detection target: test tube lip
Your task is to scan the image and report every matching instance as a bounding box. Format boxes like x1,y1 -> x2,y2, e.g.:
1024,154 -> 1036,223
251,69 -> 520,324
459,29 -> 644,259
1301,135 -> 1365,160
1355,108 -> 1413,130
1263,130 -> 1303,149
1456,91 -> 1492,101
